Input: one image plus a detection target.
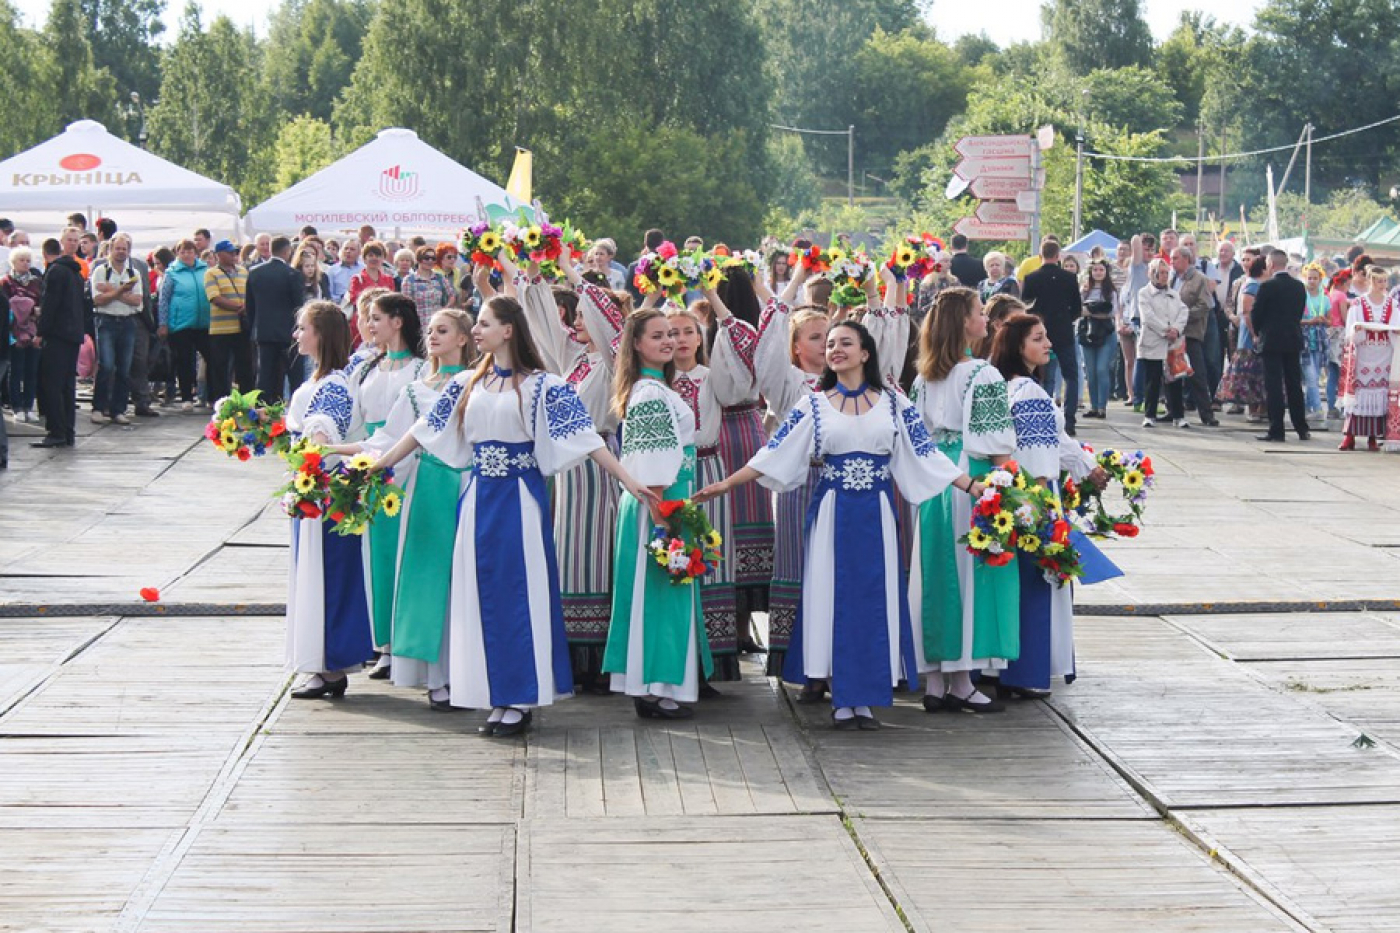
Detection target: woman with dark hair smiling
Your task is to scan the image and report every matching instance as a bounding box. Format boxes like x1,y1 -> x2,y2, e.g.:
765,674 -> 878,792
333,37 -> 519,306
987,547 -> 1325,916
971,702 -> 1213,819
697,321 -> 982,730
989,314 -> 1103,698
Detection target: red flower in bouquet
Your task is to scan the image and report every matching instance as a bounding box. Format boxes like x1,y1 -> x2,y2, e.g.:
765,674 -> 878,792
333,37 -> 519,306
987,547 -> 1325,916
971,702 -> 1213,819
236,447 -> 251,462
657,240 -> 679,261
1052,518 -> 1072,545
658,499 -> 687,518
269,420 -> 287,438
1140,456 -> 1154,477
301,451 -> 322,472
297,500 -> 322,519
1112,522 -> 1140,538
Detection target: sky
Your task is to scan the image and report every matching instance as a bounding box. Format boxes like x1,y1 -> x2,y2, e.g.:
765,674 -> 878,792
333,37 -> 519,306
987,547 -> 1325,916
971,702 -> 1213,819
13,0 -> 1264,42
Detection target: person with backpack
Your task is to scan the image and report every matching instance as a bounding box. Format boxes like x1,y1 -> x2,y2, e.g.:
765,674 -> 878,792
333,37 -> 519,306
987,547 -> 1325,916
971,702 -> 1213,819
2,246 -> 43,425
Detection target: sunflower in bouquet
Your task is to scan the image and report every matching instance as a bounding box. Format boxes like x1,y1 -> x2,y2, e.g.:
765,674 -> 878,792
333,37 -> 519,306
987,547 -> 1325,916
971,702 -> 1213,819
460,221 -> 502,265
276,439 -> 334,520
960,459 -> 1047,567
633,242 -> 720,299
886,233 -> 946,282
205,388 -> 289,461
323,452 -> 403,537
1015,480 -> 1084,586
1074,445 -> 1153,538
647,499 -> 723,585
826,247 -> 876,307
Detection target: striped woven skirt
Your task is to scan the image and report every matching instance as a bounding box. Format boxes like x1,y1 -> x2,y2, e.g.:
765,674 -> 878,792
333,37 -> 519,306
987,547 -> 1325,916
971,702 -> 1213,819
766,461 -> 822,676
555,434 -> 620,684
720,402 -> 775,613
697,448 -> 740,681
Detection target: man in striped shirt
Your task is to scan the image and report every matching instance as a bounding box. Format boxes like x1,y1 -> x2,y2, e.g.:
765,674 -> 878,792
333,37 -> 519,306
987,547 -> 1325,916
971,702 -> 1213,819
204,240 -> 252,402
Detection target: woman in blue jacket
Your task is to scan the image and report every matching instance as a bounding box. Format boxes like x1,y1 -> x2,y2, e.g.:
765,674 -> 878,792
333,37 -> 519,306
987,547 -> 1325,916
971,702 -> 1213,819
157,238 -> 211,410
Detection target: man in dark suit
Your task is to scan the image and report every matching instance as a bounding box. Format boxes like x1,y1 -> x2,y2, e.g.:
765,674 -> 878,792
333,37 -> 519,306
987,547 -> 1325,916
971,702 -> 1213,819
1250,249 -> 1310,441
245,235 -> 305,403
33,230 -> 87,448
1020,239 -> 1084,435
948,234 -> 984,289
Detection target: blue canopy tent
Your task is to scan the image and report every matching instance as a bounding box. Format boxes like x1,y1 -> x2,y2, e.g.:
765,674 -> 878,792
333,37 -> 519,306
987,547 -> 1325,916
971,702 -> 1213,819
1064,229 -> 1120,255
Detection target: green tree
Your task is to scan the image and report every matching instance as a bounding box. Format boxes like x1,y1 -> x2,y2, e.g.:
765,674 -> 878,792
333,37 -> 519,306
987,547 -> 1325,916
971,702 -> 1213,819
1041,0 -> 1153,74
147,7 -> 272,202
765,134 -> 823,216
262,0 -> 371,122
78,0 -> 165,104
952,32 -> 999,68
851,26 -> 983,177
272,115 -> 337,190
40,0 -> 117,133
0,1 -> 49,155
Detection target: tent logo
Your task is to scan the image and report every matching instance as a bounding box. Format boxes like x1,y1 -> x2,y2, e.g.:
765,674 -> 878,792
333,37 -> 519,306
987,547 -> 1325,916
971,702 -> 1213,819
60,153 -> 102,171
378,164 -> 420,201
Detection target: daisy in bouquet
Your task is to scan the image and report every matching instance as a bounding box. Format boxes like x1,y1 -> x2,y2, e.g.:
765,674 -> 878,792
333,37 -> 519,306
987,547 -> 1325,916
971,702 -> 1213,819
647,499 -> 723,585
633,242 -> 720,299
1073,445 -> 1153,538
960,459 -> 1047,567
500,219 -> 566,266
826,246 -> 877,307
204,388 -> 289,460
721,249 -> 764,279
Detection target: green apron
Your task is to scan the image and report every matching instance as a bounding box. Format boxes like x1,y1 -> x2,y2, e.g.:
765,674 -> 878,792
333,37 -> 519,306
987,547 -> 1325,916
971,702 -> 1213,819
390,451 -> 469,662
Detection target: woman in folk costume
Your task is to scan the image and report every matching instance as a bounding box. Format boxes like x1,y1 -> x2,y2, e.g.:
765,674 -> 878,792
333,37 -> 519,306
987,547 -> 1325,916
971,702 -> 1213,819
604,307 -> 714,719
1338,265 -> 1400,452
990,314 -> 1103,696
909,287 -> 1019,714
697,321 -> 984,730
285,301 -> 377,699
518,256 -> 628,689
666,291 -> 760,683
332,307 -> 475,710
712,269 -> 775,653
373,296 -> 652,736
751,263 -> 827,686
349,293 -> 427,679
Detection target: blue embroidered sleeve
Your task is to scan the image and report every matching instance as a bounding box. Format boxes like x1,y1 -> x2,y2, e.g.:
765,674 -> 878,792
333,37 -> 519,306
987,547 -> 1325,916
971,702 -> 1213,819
543,382 -> 593,439
426,379 -> 464,433
766,406 -> 805,450
307,381 -> 352,439
1011,397 -> 1058,448
899,403 -> 936,458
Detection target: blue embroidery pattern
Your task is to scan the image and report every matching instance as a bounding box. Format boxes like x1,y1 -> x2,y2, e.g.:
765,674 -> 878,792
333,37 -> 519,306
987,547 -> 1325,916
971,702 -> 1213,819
899,402 -> 937,458
1011,397 -> 1058,448
544,383 -> 593,439
473,441 -> 538,478
820,455 -> 891,490
766,406 -> 805,450
426,380 -> 464,433
307,380 -> 352,440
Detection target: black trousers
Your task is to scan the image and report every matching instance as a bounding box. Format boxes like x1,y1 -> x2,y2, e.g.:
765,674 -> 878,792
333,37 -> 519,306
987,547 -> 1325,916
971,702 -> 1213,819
1181,337 -> 1214,423
38,338 -> 80,443
207,332 -> 256,402
257,341 -> 304,404
167,328 -> 210,403
1261,351 -> 1308,438
1140,358 -> 1178,420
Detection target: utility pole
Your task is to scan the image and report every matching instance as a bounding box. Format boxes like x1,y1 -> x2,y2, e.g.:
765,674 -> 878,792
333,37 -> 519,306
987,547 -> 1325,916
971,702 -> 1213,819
1304,123 -> 1313,204
1218,123 -> 1227,230
1073,89 -> 1088,241
847,125 -> 855,208
1194,120 -> 1205,237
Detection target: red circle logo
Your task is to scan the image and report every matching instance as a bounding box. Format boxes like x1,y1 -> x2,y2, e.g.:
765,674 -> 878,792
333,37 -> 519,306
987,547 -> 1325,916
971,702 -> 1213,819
60,153 -> 101,171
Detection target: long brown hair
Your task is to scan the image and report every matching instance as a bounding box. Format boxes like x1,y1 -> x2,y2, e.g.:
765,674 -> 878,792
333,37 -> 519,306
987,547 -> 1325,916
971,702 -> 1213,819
989,313 -> 1044,381
456,295 -> 546,427
301,300 -> 350,379
427,307 -> 473,376
917,286 -> 978,382
613,307 -> 675,418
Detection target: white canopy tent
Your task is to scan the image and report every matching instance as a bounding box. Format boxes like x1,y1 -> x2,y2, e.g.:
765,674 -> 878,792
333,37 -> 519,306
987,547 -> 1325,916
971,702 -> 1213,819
0,120 -> 242,248
245,128 -> 521,240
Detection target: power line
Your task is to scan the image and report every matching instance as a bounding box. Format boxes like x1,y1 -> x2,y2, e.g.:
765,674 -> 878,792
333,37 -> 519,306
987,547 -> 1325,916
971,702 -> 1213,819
1084,112 -> 1400,163
769,123 -> 850,136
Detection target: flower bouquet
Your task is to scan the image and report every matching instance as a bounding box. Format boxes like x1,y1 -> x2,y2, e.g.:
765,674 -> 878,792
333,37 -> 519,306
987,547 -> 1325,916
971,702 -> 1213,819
789,244 -> 838,274
886,233 -> 946,282
960,460 -> 1046,567
204,388 -> 289,460
647,499 -> 723,585
826,247 -> 876,307
1074,445 -> 1153,538
633,242 -> 720,299
276,443 -> 402,536
460,221 -> 502,265
537,222 -> 589,280
1016,479 -> 1084,585
721,249 -> 763,280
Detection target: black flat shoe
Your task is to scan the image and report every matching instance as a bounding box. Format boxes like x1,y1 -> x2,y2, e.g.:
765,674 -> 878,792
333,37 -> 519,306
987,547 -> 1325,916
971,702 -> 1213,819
698,681 -> 722,699
367,663 -> 392,680
738,638 -> 767,654
997,684 -> 1051,700
796,680 -> 829,704
134,407 -> 161,418
921,694 -> 947,713
945,691 -> 1005,713
1297,430 -> 1312,441
831,710 -> 858,730
492,710 -> 532,737
31,436 -> 67,449
429,695 -> 455,712
291,676 -> 348,699
1255,434 -> 1286,443
855,712 -> 881,730
634,697 -> 694,720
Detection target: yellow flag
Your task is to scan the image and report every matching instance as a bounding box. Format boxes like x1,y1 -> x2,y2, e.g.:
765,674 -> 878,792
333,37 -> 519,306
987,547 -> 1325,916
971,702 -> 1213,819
506,148 -> 532,203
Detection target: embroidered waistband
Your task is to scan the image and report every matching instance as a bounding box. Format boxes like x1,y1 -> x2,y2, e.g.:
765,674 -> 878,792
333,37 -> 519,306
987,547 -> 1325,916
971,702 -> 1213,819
696,445 -> 720,459
724,401 -> 764,415
818,452 -> 892,492
472,440 -> 538,478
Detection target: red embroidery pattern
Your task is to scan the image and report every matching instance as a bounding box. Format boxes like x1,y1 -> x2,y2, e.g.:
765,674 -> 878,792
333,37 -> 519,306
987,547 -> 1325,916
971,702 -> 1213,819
672,372 -> 703,429
721,316 -> 759,374
567,357 -> 592,386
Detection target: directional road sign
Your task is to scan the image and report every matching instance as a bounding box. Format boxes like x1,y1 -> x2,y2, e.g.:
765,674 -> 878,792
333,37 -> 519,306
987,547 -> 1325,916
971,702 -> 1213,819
954,135 -> 1034,160
953,156 -> 1032,181
975,201 -> 1032,225
953,217 -> 1032,241
968,176 -> 1034,200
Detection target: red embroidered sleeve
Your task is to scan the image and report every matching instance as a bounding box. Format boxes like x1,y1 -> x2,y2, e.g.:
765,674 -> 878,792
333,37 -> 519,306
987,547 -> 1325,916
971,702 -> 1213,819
719,316 -> 759,375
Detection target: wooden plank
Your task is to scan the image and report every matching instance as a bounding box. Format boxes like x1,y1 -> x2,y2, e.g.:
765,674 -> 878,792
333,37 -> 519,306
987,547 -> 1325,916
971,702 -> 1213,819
667,729 -> 717,816
633,727 -> 684,817
1166,612 -> 1400,661
525,724 -> 568,820
857,818 -> 1301,933
519,816 -> 904,932
564,728 -> 605,818
729,724 -> 795,814
697,725 -> 755,815
763,723 -> 836,814
599,726 -> 645,817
